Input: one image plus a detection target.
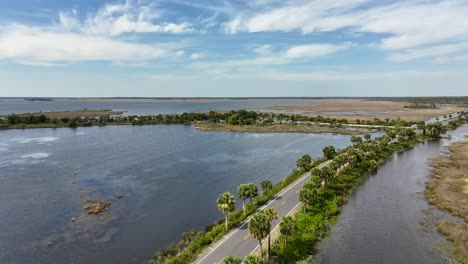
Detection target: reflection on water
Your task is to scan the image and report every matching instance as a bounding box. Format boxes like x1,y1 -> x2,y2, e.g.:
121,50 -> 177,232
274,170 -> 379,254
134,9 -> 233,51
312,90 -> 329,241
317,124 -> 468,264
0,125 -> 352,264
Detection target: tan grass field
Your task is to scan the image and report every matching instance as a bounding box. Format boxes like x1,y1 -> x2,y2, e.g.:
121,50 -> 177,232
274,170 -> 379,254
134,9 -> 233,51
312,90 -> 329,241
264,99 -> 467,122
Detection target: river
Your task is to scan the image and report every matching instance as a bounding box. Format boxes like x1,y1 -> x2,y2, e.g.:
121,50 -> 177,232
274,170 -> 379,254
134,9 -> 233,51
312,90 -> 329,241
0,125 -> 353,264
316,124 -> 468,264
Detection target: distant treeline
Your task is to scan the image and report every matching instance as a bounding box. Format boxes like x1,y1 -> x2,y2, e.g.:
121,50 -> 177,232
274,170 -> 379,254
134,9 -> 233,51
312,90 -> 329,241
0,109 -> 433,129
403,103 -> 437,109
24,98 -> 53,101
369,96 -> 468,105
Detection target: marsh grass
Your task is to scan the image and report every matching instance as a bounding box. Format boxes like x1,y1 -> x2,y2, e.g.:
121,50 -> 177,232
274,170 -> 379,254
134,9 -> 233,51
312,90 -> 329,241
195,123 -> 366,135
426,141 -> 468,263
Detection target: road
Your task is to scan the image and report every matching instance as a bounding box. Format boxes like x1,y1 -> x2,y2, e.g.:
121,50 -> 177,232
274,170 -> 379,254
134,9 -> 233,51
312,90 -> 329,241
193,160 -> 332,264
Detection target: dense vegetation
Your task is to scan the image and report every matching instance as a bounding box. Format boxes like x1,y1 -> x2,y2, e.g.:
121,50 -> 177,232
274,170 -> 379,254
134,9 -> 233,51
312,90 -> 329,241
1,108 -> 442,130
369,96 -> 468,105
270,113 -> 468,263
403,103 -> 437,109
148,113 -> 468,264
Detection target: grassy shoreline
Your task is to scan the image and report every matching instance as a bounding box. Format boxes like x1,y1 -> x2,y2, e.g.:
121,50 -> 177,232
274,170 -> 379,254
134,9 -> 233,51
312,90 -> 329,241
195,123 -> 368,135
426,141 -> 468,263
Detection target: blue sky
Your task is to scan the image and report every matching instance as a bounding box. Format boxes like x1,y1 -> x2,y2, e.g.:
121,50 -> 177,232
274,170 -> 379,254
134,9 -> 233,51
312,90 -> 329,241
0,0 -> 467,97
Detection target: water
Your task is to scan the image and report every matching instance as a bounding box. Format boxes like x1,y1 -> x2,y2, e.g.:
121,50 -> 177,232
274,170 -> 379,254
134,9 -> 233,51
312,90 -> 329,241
0,125 -> 352,264
0,98 -> 317,115
317,124 -> 468,264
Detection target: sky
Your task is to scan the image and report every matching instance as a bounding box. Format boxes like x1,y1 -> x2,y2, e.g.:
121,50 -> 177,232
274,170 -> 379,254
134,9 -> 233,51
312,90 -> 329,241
0,0 -> 468,97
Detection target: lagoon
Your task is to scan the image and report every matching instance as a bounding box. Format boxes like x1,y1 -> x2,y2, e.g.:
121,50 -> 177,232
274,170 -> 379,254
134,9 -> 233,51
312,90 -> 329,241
0,125 -> 352,264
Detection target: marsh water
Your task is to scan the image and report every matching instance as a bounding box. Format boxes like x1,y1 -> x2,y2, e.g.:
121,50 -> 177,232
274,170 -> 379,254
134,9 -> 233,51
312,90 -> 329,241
0,125 -> 353,264
317,124 -> 468,264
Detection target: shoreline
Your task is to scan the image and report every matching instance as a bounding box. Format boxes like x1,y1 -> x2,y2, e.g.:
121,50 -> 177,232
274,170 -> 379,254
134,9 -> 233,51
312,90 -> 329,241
425,140 -> 468,263
194,123 -> 368,135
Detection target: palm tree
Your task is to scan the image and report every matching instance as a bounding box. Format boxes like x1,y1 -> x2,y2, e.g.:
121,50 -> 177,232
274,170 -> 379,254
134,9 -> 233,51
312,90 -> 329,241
217,192 -> 236,230
261,179 -> 272,194
248,213 -> 270,259
279,215 -> 297,246
264,208 -> 278,259
244,255 -> 263,264
299,188 -> 317,213
237,184 -> 250,215
320,166 -> 336,185
223,256 -> 242,264
364,133 -> 371,141
310,168 -> 322,182
246,183 -> 259,204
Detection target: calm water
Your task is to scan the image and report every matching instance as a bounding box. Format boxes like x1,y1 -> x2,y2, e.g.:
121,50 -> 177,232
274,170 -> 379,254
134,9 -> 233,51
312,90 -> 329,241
317,124 -> 468,264
0,125 -> 352,264
0,98 -> 317,115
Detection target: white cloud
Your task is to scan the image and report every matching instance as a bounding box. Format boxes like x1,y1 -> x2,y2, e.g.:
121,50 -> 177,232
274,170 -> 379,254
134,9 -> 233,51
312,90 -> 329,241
190,53 -> 203,59
77,0 -> 193,36
194,43 -> 348,72
389,42 -> 468,62
284,44 -> 348,59
0,1 -> 192,64
0,25 -> 171,63
225,0 -> 468,51
256,70 -> 466,81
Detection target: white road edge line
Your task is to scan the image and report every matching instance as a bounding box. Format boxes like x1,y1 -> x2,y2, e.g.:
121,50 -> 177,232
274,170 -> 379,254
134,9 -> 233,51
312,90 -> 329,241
194,172 -> 312,264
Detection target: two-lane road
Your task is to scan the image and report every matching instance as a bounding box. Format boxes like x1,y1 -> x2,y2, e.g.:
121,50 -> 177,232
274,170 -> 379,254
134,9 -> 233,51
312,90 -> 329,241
193,160 -> 332,264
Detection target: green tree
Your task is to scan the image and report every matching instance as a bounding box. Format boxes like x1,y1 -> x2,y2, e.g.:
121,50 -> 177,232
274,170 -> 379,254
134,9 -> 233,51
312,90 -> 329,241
299,188 -> 317,213
310,167 -> 322,177
296,154 -> 312,171
350,135 -> 363,146
223,256 -> 242,264
244,255 -> 263,264
260,179 -> 272,194
322,145 -> 336,159
246,183 -> 259,203
309,175 -> 322,189
279,215 -> 297,246
264,208 -> 278,259
249,213 -> 270,259
217,192 -> 236,230
321,166 -> 337,184
364,133 -> 371,141
237,184 -> 250,215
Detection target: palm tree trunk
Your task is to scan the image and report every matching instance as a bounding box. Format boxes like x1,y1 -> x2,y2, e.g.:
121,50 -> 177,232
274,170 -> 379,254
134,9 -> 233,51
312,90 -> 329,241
259,240 -> 264,258
267,231 -> 271,259
225,215 -> 228,230
242,201 -> 246,215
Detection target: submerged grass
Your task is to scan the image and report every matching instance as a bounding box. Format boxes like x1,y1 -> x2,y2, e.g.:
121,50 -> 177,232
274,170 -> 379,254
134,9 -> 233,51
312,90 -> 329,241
426,141 -> 468,264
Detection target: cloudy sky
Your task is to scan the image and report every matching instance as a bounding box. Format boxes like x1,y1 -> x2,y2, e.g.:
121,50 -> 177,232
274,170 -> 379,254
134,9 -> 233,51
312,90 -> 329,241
1,0 -> 467,97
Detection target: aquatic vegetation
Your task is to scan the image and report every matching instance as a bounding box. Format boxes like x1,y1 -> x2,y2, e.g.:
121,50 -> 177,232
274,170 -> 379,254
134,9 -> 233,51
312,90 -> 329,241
426,141 -> 468,263
83,201 -> 111,215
